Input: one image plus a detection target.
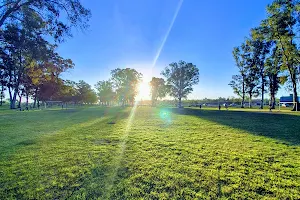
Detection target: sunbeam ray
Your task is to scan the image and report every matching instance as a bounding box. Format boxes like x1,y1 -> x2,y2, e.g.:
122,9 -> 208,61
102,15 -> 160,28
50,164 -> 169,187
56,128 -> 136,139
104,2 -> 184,197
104,101 -> 138,199
151,0 -> 184,71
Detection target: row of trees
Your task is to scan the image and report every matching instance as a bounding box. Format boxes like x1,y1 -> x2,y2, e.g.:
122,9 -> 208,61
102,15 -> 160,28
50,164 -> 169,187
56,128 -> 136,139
94,68 -> 142,106
229,0 -> 300,111
95,61 -> 200,108
0,0 -> 91,109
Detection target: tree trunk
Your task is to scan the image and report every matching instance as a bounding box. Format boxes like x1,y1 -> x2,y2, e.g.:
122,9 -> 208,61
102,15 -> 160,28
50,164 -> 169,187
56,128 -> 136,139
261,78 -> 264,109
270,93 -> 276,109
8,87 -> 12,108
18,94 -> 22,109
8,85 -> 18,109
290,73 -> 299,111
10,91 -> 17,109
33,98 -> 36,108
178,97 -> 182,108
249,94 -> 252,108
152,98 -> 157,107
285,64 -> 299,111
0,86 -> 3,106
33,88 -> 38,108
269,77 -> 275,109
26,93 -> 29,110
241,77 -> 245,108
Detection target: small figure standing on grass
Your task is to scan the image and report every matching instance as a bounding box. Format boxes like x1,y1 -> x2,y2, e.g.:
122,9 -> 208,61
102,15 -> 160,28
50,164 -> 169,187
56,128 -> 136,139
225,103 -> 228,110
269,104 -> 272,112
199,104 -> 202,110
218,104 -> 221,110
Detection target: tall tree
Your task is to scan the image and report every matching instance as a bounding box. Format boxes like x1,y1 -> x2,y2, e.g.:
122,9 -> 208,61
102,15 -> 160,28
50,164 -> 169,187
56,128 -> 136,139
247,35 -> 271,109
30,53 -> 74,105
244,64 -> 260,108
229,75 -> 245,107
111,68 -> 142,106
261,0 -> 300,110
149,77 -> 168,106
38,76 -> 64,102
86,90 -> 98,104
161,60 -> 199,108
265,46 -> 283,109
76,80 -> 93,104
231,44 -> 250,108
231,41 -> 263,108
94,80 -> 115,106
59,80 -> 79,103
1,23 -> 48,108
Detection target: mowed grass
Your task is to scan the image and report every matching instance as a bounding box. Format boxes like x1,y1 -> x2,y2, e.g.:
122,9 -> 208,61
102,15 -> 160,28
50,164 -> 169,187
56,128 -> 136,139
0,107 -> 299,199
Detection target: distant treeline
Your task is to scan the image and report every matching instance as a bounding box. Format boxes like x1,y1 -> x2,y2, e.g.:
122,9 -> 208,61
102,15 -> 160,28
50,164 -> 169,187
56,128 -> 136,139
138,97 -> 279,107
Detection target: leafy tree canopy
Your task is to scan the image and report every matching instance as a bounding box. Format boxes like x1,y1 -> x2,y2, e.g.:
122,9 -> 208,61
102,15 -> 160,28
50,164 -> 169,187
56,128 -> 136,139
161,60 -> 199,107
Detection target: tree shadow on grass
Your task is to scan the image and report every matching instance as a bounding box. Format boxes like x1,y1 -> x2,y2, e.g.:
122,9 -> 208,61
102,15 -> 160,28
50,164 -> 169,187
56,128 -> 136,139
169,108 -> 300,146
0,107 -> 131,199
0,107 -> 129,156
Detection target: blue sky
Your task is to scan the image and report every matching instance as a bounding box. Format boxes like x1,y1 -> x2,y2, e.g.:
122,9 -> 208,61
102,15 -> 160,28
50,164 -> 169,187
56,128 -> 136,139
57,0 -> 281,99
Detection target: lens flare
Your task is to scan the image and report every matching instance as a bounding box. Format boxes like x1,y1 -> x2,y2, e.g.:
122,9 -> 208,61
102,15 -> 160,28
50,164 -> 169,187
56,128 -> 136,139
159,109 -> 172,124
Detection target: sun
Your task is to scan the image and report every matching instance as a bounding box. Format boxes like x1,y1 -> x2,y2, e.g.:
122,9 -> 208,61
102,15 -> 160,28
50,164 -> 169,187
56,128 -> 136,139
137,81 -> 151,100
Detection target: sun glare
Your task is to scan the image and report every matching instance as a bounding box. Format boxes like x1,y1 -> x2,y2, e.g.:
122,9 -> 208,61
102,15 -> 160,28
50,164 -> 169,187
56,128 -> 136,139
137,82 -> 151,100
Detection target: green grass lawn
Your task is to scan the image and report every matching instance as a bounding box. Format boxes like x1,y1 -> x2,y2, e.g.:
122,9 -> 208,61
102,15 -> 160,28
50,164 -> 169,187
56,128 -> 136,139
0,107 -> 299,199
